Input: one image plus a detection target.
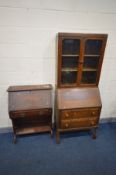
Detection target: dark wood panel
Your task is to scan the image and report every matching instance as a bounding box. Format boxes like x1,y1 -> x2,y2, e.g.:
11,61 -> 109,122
10,109 -> 52,119
8,89 -> 52,111
57,87 -> 102,109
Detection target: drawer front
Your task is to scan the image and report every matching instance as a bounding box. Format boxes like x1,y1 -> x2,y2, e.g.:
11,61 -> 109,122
60,117 -> 99,129
60,108 -> 100,120
71,117 -> 99,128
60,120 -> 71,129
71,118 -> 91,128
89,117 -> 99,126
10,109 -> 52,121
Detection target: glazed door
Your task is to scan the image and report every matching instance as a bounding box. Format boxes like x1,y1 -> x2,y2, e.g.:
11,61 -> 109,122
80,38 -> 104,86
58,37 -> 81,87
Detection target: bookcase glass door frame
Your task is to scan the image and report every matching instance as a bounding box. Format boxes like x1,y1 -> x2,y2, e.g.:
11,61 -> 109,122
61,38 -> 80,85
81,39 -> 103,85
58,36 -> 82,87
57,33 -> 107,88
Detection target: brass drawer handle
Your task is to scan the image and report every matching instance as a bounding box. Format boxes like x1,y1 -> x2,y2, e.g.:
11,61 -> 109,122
92,111 -> 96,115
91,121 -> 95,125
65,113 -> 69,118
65,123 -> 69,128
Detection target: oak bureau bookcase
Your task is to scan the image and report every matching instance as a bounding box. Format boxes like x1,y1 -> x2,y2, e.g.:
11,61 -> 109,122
56,33 -> 108,143
7,84 -> 53,143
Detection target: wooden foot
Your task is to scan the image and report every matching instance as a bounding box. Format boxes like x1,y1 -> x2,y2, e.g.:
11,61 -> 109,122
50,129 -> 53,138
92,128 -> 97,139
56,131 -> 60,144
13,134 -> 17,144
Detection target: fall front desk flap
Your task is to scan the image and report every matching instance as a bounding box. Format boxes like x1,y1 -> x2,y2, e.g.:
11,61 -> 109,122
57,87 -> 102,110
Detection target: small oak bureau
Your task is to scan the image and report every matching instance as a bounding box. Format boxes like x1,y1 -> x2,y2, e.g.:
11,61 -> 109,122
7,84 -> 53,143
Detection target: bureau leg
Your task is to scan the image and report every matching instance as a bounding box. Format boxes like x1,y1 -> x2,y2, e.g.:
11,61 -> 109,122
13,134 -> 17,144
12,122 -> 17,143
56,130 -> 60,144
92,128 -> 97,139
50,129 -> 53,137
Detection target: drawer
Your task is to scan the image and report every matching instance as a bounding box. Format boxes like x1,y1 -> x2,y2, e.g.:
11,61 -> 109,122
60,108 -> 100,120
10,109 -> 52,120
71,117 -> 99,128
60,120 -> 71,129
89,117 -> 99,126
70,118 -> 91,128
60,117 -> 99,129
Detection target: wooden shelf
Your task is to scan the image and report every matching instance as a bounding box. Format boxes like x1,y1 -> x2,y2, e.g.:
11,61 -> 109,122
61,68 -> 97,72
84,54 -> 100,57
16,125 -> 51,135
62,54 -> 99,57
62,54 -> 79,57
61,68 -> 78,72
60,83 -> 77,87
82,68 -> 97,71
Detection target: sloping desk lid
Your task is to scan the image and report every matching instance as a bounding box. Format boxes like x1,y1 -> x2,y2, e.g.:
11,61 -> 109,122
7,84 -> 52,92
57,87 -> 102,110
8,85 -> 52,111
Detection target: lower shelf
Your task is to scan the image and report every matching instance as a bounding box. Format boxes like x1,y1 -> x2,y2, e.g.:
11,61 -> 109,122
16,125 -> 52,135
